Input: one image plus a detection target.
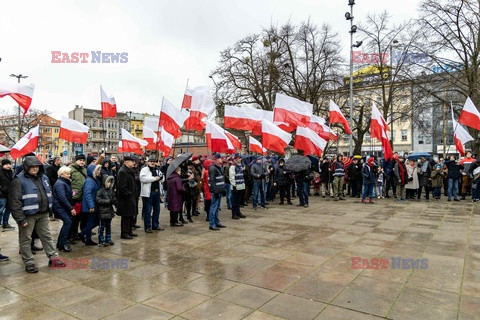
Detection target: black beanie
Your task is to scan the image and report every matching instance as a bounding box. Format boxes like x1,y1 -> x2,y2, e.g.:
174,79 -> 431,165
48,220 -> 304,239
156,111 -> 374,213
75,154 -> 86,161
1,159 -> 11,166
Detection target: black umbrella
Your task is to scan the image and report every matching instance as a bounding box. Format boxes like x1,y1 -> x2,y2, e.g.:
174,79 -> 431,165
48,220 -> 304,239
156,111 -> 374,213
285,155 -> 312,172
166,153 -> 192,178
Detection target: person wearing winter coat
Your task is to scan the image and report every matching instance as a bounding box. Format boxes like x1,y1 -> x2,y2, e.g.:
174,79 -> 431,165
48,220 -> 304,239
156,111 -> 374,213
202,159 -> 212,221
348,158 -> 363,198
274,158 -> 293,205
375,166 -> 385,199
250,157 -> 267,210
96,175 -> 116,246
406,160 -> 419,199
167,166 -> 186,227
417,156 -> 432,200
208,154 -> 227,230
80,164 -> 101,246
295,168 -> 312,208
394,155 -> 408,201
68,154 -> 87,242
0,159 -> 14,230
445,155 -> 462,201
9,156 -> 66,273
319,158 -> 331,197
140,158 -> 163,232
229,155 -> 246,220
331,155 -> 346,201
100,158 -> 113,180
116,156 -> 138,239
431,163 -> 445,200
52,166 -> 76,252
361,157 -> 376,203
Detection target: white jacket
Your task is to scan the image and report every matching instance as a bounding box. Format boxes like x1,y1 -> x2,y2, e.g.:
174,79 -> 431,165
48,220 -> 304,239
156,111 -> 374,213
140,166 -> 164,197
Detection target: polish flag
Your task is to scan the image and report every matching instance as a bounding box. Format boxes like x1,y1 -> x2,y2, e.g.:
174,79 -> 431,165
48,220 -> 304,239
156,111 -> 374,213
10,125 -> 39,159
262,119 -> 292,154
182,86 -> 216,131
249,136 -> 266,155
452,106 -> 474,156
100,85 -> 117,118
143,115 -> 160,132
370,102 -> 389,140
118,141 -> 124,153
224,105 -> 263,131
205,121 -> 235,153
59,117 -> 89,144
143,126 -> 159,151
158,127 -> 175,156
317,123 -> 337,141
307,115 -> 326,133
273,93 -> 312,129
160,98 -> 188,138
294,126 -> 327,157
252,110 -> 273,136
458,97 -> 480,131
225,130 -> 242,150
120,128 -> 147,154
329,100 -> 351,134
0,82 -> 35,115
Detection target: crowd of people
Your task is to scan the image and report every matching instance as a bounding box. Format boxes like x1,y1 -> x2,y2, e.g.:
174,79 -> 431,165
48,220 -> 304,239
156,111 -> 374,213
0,149 -> 478,272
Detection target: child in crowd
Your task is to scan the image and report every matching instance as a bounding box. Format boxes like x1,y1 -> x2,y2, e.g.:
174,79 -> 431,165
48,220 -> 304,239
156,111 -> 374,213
95,176 -> 116,246
312,172 -> 321,196
375,166 -> 385,199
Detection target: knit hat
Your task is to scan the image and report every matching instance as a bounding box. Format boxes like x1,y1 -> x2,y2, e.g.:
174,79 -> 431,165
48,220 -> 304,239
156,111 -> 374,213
367,157 -> 375,167
86,155 -> 96,166
1,159 -> 11,166
75,154 -> 86,161
192,156 -> 199,161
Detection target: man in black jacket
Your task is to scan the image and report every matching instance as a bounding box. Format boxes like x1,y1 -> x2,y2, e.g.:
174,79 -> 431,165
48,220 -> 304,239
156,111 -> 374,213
116,156 -> 138,239
9,156 -> 65,272
348,158 -> 363,198
0,159 -> 14,230
274,159 -> 293,205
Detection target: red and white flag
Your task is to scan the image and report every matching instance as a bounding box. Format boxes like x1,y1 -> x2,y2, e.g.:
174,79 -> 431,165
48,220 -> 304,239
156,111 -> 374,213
370,102 -> 389,140
370,102 -> 393,160
458,97 -> 480,131
273,93 -> 312,129
205,121 -> 235,153
143,126 -> 159,151
59,117 -> 89,144
158,127 -> 175,156
143,115 -> 160,132
307,115 -> 326,133
249,136 -> 266,155
10,125 -> 39,159
118,141 -> 124,153
452,105 -> 474,156
225,130 -> 242,150
0,82 -> 35,115
100,85 -> 117,118
294,126 -> 327,157
160,98 -> 188,138
182,86 -> 216,131
224,105 -> 263,131
261,119 -> 292,155
329,100 -> 351,134
252,110 -> 273,136
316,123 -> 337,141
120,128 -> 147,154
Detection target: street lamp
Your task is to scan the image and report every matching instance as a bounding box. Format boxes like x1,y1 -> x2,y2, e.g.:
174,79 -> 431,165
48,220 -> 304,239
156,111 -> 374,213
390,39 -> 399,145
10,74 -> 28,141
346,0 -> 361,156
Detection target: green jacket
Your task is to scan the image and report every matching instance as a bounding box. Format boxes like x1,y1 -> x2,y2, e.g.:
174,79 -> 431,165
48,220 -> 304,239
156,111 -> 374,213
69,163 -> 86,201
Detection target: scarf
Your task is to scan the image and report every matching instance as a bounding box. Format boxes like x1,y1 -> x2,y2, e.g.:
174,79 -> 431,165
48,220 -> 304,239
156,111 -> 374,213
396,159 -> 406,185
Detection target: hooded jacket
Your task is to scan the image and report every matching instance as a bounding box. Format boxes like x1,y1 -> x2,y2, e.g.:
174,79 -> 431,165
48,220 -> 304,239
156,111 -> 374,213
96,175 -> 116,220
69,162 -> 87,202
9,156 -> 53,225
52,176 -> 73,217
202,159 -> 212,200
82,164 -> 101,213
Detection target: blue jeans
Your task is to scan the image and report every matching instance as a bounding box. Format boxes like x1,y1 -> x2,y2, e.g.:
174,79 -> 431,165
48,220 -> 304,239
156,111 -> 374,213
0,197 -> 11,226
448,178 -> 459,200
253,181 -> 265,208
297,181 -> 309,205
433,187 -> 441,199
472,179 -> 480,200
81,211 -> 99,241
225,183 -> 232,208
142,191 -> 160,230
362,183 -> 375,200
98,218 -> 112,243
55,210 -> 72,246
209,193 -> 222,228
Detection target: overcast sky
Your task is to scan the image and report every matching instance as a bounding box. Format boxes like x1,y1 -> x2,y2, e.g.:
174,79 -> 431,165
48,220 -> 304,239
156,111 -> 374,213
0,0 -> 420,119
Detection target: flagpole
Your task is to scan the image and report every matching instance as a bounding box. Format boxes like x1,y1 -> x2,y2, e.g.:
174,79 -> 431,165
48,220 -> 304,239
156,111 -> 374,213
156,97 -> 164,159
185,78 -> 190,154
446,101 -> 460,156
102,118 -> 107,155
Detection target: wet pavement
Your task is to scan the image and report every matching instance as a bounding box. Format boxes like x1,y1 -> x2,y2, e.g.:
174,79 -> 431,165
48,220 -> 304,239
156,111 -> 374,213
0,196 -> 479,319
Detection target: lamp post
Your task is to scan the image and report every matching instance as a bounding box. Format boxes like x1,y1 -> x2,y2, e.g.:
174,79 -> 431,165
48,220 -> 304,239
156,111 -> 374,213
390,39 -> 399,145
345,1 -> 361,156
9,74 -> 28,141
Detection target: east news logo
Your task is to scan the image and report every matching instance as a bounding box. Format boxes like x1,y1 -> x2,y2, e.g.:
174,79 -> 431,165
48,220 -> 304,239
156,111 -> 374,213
51,51 -> 128,63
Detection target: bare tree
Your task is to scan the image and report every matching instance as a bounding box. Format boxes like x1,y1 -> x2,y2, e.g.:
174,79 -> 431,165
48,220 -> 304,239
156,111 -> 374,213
0,107 -> 51,146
